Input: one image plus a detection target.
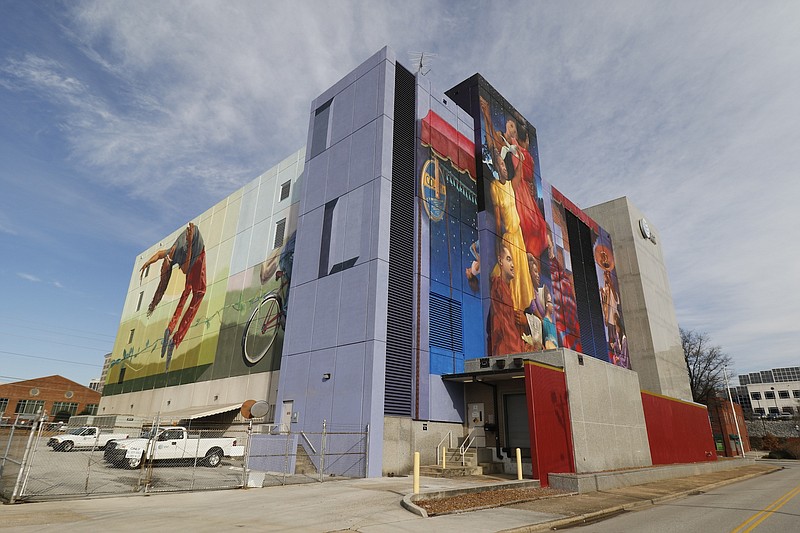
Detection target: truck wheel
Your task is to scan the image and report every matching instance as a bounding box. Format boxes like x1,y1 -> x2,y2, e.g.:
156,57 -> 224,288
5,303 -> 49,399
127,453 -> 144,469
62,441 -> 74,452
204,448 -> 223,467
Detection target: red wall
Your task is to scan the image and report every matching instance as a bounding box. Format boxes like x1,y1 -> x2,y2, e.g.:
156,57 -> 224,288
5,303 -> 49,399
641,391 -> 717,464
524,362 -> 574,486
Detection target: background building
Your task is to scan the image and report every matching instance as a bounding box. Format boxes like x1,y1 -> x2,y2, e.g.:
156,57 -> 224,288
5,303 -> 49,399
0,376 -> 100,423
731,367 -> 800,417
102,47 -> 713,482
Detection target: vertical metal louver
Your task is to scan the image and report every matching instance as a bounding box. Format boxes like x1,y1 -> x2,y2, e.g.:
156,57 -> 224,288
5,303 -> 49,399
384,63 -> 415,416
429,293 -> 463,353
566,211 -> 607,361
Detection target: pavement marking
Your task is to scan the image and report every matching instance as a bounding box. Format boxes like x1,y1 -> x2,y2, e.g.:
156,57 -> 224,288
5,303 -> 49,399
731,483 -> 800,533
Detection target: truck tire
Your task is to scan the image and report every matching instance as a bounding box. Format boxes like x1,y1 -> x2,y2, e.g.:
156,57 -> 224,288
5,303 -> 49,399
204,448 -> 223,467
126,452 -> 144,469
62,441 -> 74,452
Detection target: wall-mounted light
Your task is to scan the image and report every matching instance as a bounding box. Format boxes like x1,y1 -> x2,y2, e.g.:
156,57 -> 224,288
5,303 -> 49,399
480,358 -> 490,368
513,358 -> 523,368
323,373 -> 332,381
496,359 -> 506,370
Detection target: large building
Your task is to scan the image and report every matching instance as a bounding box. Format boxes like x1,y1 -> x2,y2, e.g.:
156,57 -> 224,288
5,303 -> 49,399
1,376 -> 100,424
730,366 -> 800,417
100,47 -> 714,482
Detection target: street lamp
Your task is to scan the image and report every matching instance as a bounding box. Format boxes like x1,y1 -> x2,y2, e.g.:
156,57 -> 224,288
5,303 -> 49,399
723,365 -> 744,457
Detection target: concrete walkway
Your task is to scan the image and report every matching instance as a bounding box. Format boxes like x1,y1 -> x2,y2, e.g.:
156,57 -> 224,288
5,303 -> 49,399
0,462 -> 780,532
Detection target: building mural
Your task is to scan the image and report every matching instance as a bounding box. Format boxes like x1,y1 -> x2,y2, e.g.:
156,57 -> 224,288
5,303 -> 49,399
418,109 -> 482,375
477,88 -> 629,368
104,159 -> 301,395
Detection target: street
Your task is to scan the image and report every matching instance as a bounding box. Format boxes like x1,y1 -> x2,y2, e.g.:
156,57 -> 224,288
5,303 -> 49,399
567,460 -> 800,532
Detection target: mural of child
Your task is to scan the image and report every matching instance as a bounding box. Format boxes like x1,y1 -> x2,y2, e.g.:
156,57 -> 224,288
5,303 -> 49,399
542,285 -> 558,349
140,222 -> 206,371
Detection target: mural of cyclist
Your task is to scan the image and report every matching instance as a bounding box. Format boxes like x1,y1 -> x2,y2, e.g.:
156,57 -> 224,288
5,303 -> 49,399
140,222 -> 206,371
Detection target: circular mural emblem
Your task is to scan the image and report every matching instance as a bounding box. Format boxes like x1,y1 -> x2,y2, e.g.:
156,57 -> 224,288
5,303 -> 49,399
420,157 -> 446,221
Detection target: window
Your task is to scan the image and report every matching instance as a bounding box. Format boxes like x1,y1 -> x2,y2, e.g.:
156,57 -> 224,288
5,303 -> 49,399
15,400 -> 45,415
128,329 -> 135,343
273,218 -> 286,249
84,404 -> 98,415
768,407 -> 780,414
0,398 -> 8,414
751,392 -> 762,400
778,390 -> 790,399
764,391 -> 775,400
279,181 -> 291,201
136,291 -> 144,312
310,98 -> 332,158
793,390 -> 800,398
782,407 -> 794,415
754,407 -> 765,415
50,402 -> 78,417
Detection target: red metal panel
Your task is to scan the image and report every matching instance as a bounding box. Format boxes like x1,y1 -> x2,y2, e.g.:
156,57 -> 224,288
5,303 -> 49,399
641,391 -> 717,464
524,362 -> 575,486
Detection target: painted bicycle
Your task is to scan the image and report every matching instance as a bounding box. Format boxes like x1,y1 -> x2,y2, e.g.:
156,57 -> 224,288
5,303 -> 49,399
241,269 -> 289,366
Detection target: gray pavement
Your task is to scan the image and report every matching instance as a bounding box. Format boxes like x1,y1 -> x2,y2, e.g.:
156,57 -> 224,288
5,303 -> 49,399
0,462 -> 782,532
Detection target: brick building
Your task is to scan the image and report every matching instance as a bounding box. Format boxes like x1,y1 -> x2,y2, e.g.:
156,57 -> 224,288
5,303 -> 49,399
707,397 -> 750,457
0,376 -> 100,423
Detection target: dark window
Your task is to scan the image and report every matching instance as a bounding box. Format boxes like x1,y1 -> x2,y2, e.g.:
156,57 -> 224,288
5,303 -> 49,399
310,98 -> 333,158
751,392 -> 762,400
765,391 -> 775,400
0,398 -> 8,414
15,399 -> 44,414
274,218 -> 286,249
128,329 -> 135,344
280,181 -> 291,201
793,390 -> 800,398
84,404 -> 98,415
768,407 -> 780,414
782,407 -> 794,414
754,407 -> 765,415
779,390 -> 790,399
144,264 -> 150,277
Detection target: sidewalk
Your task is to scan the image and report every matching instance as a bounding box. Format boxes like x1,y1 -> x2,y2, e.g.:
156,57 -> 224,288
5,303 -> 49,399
0,462 -> 780,532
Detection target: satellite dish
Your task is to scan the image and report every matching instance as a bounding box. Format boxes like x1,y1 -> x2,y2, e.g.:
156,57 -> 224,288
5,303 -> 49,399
240,400 -> 256,419
250,400 -> 270,419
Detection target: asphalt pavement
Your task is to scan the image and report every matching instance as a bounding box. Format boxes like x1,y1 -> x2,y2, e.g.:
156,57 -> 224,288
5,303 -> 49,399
0,461 -> 782,532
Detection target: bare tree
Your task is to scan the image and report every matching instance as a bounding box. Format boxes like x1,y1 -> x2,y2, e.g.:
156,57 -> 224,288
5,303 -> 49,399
681,327 -> 733,405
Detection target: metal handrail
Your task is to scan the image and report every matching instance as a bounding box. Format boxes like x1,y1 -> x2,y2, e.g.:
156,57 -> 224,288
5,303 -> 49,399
436,431 -> 452,466
300,431 -> 317,455
459,428 -> 476,466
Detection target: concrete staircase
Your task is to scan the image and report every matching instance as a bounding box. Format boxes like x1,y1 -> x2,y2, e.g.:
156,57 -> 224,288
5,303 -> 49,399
418,447 -> 483,477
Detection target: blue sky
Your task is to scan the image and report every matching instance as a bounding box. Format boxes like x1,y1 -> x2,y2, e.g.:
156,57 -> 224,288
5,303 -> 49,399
1,1 -> 798,388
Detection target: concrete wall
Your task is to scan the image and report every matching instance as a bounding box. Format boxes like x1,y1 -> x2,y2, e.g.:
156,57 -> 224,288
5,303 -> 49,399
275,48 -> 397,477
585,197 -> 692,401
559,349 -> 652,472
382,416 -> 464,474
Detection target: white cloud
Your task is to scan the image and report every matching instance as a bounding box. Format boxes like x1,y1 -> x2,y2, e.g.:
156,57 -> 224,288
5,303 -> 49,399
17,272 -> 41,283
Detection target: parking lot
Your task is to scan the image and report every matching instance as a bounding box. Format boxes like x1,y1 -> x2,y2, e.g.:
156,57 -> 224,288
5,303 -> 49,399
3,427 -> 248,501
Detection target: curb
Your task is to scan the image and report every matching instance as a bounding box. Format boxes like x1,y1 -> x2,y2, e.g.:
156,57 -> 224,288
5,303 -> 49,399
497,466 -> 783,533
402,480 -> 545,518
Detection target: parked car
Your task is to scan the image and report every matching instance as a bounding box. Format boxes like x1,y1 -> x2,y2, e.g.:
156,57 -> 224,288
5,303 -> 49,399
103,426 -> 244,469
47,426 -> 129,451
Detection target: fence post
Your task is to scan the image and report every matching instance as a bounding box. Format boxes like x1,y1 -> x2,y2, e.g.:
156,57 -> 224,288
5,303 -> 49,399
10,413 -> 42,503
364,423 -> 370,478
243,420 -> 253,489
283,429 -> 290,485
319,419 -> 327,482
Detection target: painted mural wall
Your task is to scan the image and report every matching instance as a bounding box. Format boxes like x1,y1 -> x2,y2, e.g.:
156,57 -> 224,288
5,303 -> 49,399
104,150 -> 304,395
477,86 -> 630,368
418,108 -> 482,376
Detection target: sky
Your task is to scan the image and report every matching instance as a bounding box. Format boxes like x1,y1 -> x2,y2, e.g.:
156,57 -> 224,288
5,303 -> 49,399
1,0 -> 798,389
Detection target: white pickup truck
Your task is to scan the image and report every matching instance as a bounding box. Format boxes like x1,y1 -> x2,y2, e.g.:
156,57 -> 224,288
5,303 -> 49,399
47,426 -> 129,452
103,426 -> 245,469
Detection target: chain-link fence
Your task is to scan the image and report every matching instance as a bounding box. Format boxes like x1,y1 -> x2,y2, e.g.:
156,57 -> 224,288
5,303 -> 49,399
2,416 -> 369,502
247,421 -> 369,487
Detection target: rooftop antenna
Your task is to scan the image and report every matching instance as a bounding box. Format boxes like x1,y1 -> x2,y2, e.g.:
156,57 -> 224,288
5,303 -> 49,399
409,51 -> 436,76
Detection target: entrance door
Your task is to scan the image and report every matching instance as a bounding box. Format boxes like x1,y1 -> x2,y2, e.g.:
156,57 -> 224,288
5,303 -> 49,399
280,400 -> 293,433
504,393 -> 530,449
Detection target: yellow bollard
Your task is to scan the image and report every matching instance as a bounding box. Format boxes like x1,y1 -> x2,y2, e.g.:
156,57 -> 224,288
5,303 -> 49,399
516,448 -> 523,480
442,446 -> 446,469
413,452 -> 420,494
